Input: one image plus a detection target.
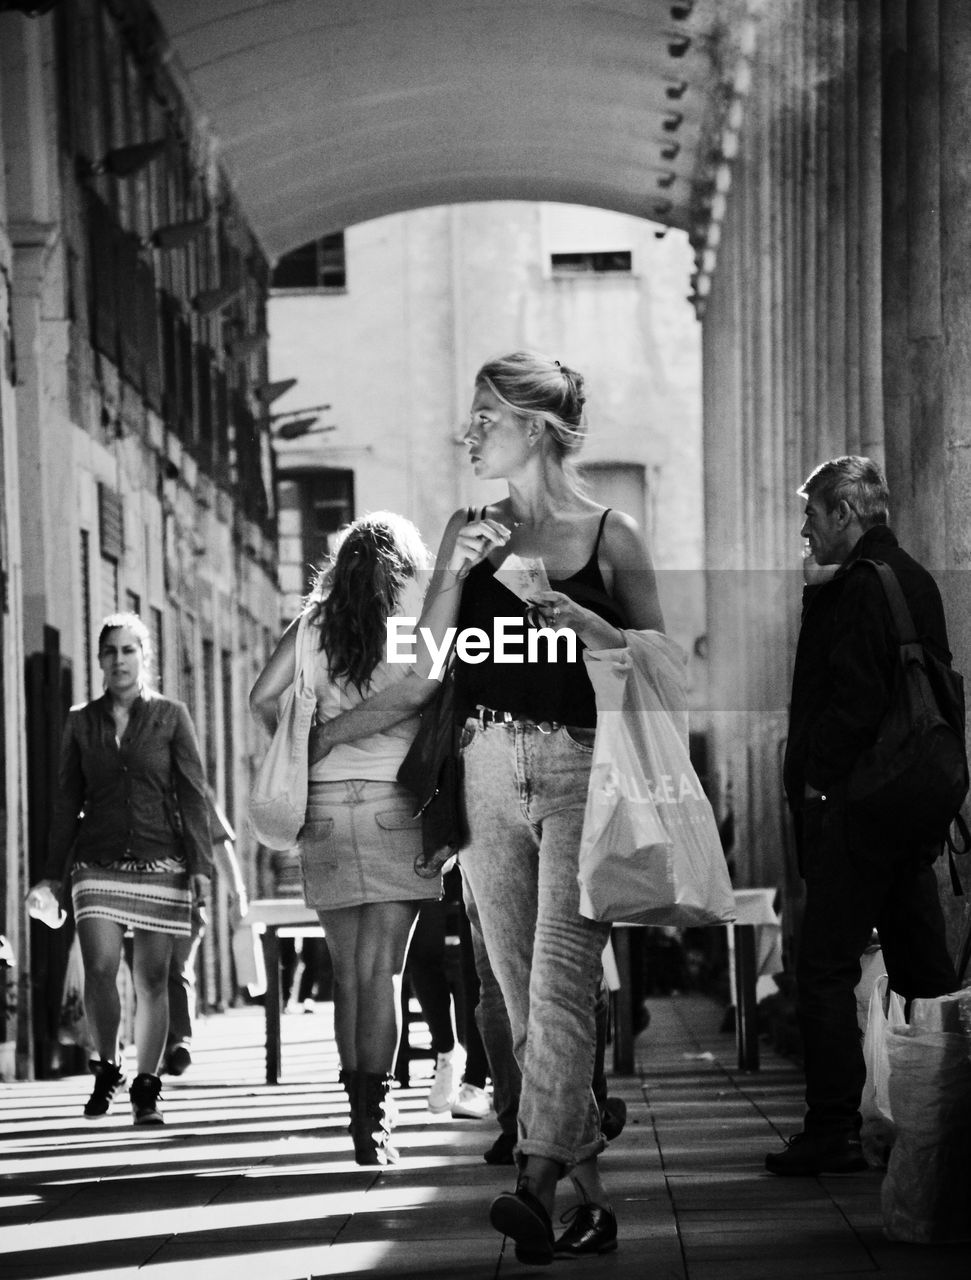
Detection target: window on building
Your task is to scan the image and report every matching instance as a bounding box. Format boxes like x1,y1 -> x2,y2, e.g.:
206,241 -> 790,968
271,233 -> 346,290
276,469 -> 354,617
577,462 -> 649,541
202,637 -> 217,785
180,610 -> 198,723
100,556 -> 119,615
550,251 -> 633,275
98,483 -> 123,614
220,648 -> 234,818
150,606 -> 164,693
80,530 -> 92,700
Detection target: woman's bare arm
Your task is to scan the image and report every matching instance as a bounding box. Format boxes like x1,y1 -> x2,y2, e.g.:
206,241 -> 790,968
249,619 -> 299,734
310,509 -> 494,760
599,509 -> 665,632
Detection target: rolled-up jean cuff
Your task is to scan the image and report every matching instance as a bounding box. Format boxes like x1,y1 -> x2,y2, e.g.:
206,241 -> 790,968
517,1133 -> 606,1171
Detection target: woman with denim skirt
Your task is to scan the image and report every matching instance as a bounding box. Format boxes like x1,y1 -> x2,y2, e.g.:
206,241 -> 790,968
250,512 -> 439,1164
310,352 -> 664,1260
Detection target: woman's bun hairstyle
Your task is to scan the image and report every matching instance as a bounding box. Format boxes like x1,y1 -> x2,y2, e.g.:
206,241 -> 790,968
475,350 -> 587,461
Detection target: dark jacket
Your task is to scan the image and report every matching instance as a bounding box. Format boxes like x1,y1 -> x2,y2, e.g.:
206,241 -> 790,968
783,525 -> 951,809
45,689 -> 212,879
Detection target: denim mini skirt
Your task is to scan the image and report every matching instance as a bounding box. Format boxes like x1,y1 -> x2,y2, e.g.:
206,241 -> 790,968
298,779 -> 438,909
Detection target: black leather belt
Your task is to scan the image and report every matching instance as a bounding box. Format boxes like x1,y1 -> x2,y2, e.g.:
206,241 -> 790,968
473,705 -> 592,736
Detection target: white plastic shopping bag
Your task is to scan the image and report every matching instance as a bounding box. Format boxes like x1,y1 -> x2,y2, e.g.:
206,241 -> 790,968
578,631 -> 735,927
57,933 -> 91,1051
859,972 -> 905,1166
881,990 -> 971,1243
232,924 -> 268,998
58,933 -> 135,1052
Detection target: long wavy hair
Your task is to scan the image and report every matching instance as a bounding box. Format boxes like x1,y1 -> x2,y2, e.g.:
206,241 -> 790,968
306,511 -> 430,692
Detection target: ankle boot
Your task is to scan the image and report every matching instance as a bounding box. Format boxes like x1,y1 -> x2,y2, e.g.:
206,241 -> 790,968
351,1072 -> 399,1166
338,1068 -> 356,1135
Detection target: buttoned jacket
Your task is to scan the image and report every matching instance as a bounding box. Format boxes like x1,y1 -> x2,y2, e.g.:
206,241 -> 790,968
45,689 -> 212,879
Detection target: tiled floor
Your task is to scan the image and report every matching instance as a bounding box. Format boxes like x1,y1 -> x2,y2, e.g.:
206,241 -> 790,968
0,993 -> 967,1278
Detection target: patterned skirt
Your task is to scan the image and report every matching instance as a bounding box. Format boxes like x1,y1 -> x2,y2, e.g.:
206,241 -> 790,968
71,858 -> 191,936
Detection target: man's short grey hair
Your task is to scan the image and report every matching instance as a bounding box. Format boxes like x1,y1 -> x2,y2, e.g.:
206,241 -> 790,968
797,455 -> 890,528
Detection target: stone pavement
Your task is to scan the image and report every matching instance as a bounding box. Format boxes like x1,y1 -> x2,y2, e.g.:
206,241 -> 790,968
0,993 -> 967,1279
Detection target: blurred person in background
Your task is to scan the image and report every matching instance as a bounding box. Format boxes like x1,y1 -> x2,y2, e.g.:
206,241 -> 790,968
163,786 -> 247,1075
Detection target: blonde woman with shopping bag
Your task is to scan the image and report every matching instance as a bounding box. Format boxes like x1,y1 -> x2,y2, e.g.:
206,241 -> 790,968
307,353 -> 664,1260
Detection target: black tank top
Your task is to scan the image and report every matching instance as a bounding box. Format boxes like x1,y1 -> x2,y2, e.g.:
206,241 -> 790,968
454,509 -> 625,726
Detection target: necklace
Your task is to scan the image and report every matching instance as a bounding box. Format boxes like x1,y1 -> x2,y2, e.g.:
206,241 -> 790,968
509,506 -> 550,529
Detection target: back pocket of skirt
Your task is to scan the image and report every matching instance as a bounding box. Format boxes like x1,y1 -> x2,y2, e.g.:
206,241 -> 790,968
299,816 -> 337,865
375,806 -> 421,858
375,807 -> 422,833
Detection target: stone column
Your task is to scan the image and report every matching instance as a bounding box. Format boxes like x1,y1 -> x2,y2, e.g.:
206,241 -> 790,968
906,1 -> 945,568
940,2 -> 971,699
857,0 -> 885,459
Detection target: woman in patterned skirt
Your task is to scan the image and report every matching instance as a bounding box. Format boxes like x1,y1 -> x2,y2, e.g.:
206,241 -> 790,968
29,613 -> 211,1124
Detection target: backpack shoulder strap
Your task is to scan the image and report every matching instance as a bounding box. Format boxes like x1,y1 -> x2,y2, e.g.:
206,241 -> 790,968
856,558 -> 918,646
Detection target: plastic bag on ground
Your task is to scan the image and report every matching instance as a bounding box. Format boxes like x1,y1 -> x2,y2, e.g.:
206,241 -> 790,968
880,989 -> 971,1243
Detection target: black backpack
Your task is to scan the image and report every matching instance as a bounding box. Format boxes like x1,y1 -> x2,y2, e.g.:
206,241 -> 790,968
846,560 -> 971,864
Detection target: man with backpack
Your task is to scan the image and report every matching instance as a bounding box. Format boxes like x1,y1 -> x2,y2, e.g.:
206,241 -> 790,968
766,455 -> 960,1176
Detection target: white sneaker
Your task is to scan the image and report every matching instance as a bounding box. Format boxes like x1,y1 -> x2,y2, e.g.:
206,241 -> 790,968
450,1082 -> 492,1119
426,1051 -> 455,1113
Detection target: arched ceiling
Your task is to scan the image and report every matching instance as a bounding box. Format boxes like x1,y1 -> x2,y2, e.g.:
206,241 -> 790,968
152,0 -> 730,262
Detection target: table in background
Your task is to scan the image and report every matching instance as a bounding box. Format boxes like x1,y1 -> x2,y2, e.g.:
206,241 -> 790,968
237,898 -> 324,1084
611,888 -> 781,1074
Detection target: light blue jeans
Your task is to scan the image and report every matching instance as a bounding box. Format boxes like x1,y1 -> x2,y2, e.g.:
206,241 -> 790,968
460,869 -> 521,1138
458,718 -> 609,1169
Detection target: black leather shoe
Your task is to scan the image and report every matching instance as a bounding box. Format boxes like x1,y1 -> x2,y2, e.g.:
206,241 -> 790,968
765,1131 -> 867,1176
163,1043 -> 192,1076
483,1131 -> 517,1165
601,1096 -> 627,1142
489,1186 -> 554,1266
553,1203 -> 618,1257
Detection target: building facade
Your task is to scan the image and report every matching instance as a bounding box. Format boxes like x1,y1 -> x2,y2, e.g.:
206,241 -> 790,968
0,0 -> 281,1079
268,201 -> 707,702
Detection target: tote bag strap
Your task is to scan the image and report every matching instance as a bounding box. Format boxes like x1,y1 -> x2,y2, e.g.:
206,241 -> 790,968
293,610 -> 318,691
440,509 -> 476,673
